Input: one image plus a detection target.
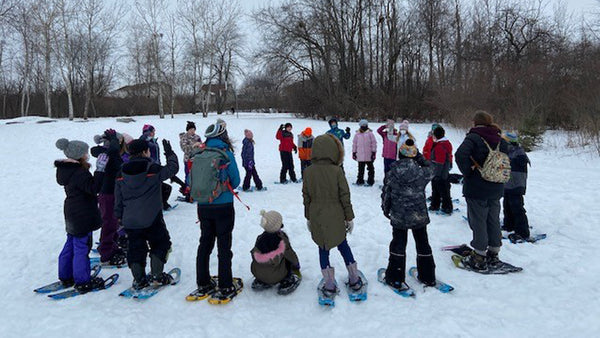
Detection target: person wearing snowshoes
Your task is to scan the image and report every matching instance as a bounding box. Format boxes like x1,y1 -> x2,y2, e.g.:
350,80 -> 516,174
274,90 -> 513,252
241,129 -> 264,191
455,111 -> 510,271
377,119 -> 399,174
381,139 -> 437,290
141,124 -> 175,211
303,134 -> 364,299
429,126 -> 455,215
297,127 -> 314,178
114,138 -> 179,290
423,123 -> 441,161
250,210 -> 301,294
276,122 -> 298,183
352,119 -> 377,186
189,121 -> 241,303
179,121 -> 203,202
502,132 -> 532,243
54,138 -> 107,293
91,129 -> 127,267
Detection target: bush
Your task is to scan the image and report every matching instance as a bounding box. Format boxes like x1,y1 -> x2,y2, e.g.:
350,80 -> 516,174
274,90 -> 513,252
518,115 -> 545,152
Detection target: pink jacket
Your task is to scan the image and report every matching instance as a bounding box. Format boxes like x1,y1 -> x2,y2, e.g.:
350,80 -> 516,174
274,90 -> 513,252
352,129 -> 377,162
377,125 -> 398,160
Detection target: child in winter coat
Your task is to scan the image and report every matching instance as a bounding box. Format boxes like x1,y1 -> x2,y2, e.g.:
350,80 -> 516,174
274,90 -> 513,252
326,118 -> 351,144
429,126 -> 454,214
241,129 -> 264,191
381,139 -> 437,289
179,121 -> 203,198
423,123 -> 441,160
303,134 -> 363,296
90,129 -> 126,267
502,132 -> 532,242
377,119 -> 398,173
276,123 -> 298,183
352,119 -> 377,186
250,210 -> 301,293
396,120 -> 416,146
54,138 -> 108,292
297,127 -> 314,178
140,124 -> 174,210
114,138 -> 179,289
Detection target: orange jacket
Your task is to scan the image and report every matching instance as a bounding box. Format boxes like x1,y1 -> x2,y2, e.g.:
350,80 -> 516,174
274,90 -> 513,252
297,132 -> 314,160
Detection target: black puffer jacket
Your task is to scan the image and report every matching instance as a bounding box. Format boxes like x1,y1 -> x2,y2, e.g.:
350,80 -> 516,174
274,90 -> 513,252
91,136 -> 123,195
381,155 -> 433,230
55,160 -> 103,236
455,126 -> 510,200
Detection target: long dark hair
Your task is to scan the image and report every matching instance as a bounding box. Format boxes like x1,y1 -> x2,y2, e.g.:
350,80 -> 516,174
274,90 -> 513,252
218,131 -> 235,152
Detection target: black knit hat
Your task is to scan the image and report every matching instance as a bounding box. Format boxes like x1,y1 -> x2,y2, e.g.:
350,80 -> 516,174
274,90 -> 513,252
328,118 -> 338,125
128,139 -> 149,156
284,122 -> 293,129
186,121 -> 196,131
433,126 -> 445,139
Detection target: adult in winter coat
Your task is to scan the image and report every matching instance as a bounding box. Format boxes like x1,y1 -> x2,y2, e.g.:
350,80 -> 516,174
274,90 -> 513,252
140,124 -> 174,210
250,210 -> 301,293
114,138 -> 179,289
297,127 -> 314,178
502,132 -> 532,242
276,123 -> 298,183
191,122 -> 241,302
455,110 -> 510,271
429,126 -> 454,214
423,123 -> 441,160
377,119 -> 398,173
90,129 -> 126,266
54,138 -> 107,292
241,129 -> 263,191
179,121 -> 203,188
352,119 -> 377,186
302,134 -> 363,296
381,139 -> 436,287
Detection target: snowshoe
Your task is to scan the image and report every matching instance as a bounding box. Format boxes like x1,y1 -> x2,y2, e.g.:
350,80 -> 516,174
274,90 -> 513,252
376,268 -> 415,298
251,278 -> 274,291
48,274 -> 118,300
207,278 -> 244,305
345,270 -> 368,302
277,274 -> 301,295
74,277 -> 106,293
186,277 -> 218,301
507,233 -> 546,244
101,250 -> 127,268
34,265 -> 101,294
408,267 -> 454,293
317,279 -> 339,307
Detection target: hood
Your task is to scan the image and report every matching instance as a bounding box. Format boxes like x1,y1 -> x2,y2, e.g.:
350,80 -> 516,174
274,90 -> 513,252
469,126 -> 501,146
253,240 -> 286,264
205,138 -> 227,150
55,160 -> 82,186
120,157 -> 153,189
312,134 -> 344,165
357,128 -> 372,134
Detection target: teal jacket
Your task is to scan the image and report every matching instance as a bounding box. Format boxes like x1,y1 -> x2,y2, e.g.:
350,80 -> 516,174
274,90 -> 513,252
326,127 -> 351,144
197,138 -> 241,205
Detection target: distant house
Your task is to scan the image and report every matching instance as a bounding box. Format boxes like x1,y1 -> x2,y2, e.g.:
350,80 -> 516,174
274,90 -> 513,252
109,82 -> 171,99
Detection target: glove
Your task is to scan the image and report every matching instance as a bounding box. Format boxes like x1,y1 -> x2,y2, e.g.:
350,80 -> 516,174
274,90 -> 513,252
345,127 -> 351,134
383,209 -> 391,219
247,160 -> 255,169
279,124 -> 285,130
306,220 -> 311,232
162,139 -> 174,156
293,146 -> 298,154
352,152 -> 357,160
371,152 -> 376,161
345,220 -> 354,234
95,153 -> 109,172
415,152 -> 428,167
104,128 -> 117,140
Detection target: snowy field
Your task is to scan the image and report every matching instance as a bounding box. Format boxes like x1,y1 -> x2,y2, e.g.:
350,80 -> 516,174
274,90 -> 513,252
1,113 -> 599,337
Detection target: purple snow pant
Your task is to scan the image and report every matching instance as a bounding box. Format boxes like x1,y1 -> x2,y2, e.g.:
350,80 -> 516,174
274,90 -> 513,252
58,233 -> 92,284
98,194 -> 119,261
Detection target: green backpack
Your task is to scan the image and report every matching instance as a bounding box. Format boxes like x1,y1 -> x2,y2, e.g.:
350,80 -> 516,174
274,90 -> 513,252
189,147 -> 231,203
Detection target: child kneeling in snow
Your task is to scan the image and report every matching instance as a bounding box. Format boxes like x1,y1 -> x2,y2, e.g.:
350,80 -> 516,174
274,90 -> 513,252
250,210 -> 301,294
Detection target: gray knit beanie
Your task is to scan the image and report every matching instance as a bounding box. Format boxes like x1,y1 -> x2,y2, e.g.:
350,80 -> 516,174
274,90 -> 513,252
56,138 -> 89,160
205,122 -> 226,139
260,210 -> 283,233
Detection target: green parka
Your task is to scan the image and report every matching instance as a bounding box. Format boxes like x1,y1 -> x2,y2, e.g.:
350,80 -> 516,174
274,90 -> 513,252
302,134 -> 355,250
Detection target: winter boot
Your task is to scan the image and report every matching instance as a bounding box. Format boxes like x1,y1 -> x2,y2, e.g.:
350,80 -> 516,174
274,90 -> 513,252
385,252 -> 406,285
103,250 -> 126,266
416,254 -> 436,287
251,278 -> 273,290
129,262 -> 147,285
346,262 -> 363,291
210,285 -> 238,303
461,250 -> 487,271
132,277 -> 150,290
277,273 -> 301,295
151,272 -> 174,286
486,248 -> 502,269
186,277 -> 217,301
150,254 -> 165,276
74,277 -> 105,293
60,278 -> 74,288
321,267 -> 338,295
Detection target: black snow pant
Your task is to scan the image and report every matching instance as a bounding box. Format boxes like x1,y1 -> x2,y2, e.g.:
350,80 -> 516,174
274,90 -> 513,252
386,226 -> 435,285
161,182 -> 172,209
300,160 -> 312,178
125,214 -> 172,281
466,197 -> 502,253
279,151 -> 297,183
243,166 -> 263,190
430,177 -> 453,212
357,161 -> 375,185
503,193 -> 530,238
196,203 -> 235,289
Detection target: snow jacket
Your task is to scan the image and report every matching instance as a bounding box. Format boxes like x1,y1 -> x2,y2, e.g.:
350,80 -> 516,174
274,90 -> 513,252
194,138 -> 241,205
303,134 -> 355,250
241,138 -> 255,168
276,128 -> 297,153
55,160 -> 103,237
377,125 -> 398,160
423,134 -> 434,160
430,138 -> 453,180
381,156 -> 433,230
326,127 -> 351,144
297,133 -> 314,161
91,136 -> 123,195
504,143 -> 530,196
455,126 -> 509,200
140,131 -> 160,164
352,128 -> 377,162
114,153 -> 179,230
179,132 -> 202,162
251,231 -> 300,284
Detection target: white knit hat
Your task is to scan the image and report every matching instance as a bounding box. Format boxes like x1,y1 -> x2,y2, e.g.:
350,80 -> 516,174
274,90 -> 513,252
260,210 -> 283,233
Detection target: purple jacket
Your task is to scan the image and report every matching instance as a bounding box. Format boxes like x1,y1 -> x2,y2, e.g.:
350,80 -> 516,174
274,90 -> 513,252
241,138 -> 255,168
377,125 -> 398,160
352,129 -> 377,162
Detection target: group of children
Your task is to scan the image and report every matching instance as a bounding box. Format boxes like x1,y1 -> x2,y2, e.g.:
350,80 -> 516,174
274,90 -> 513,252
52,113 -> 531,300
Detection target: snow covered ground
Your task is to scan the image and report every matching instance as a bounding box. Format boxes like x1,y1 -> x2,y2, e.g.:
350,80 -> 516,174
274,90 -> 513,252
1,113 -> 599,337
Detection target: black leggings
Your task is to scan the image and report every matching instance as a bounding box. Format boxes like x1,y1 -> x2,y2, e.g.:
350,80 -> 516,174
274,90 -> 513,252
279,151 -> 297,182
196,203 -> 235,288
